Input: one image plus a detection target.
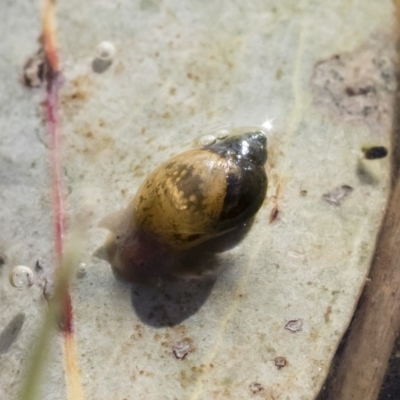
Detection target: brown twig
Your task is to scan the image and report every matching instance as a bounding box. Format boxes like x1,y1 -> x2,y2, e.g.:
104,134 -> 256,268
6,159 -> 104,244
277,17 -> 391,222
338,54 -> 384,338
323,168 -> 400,399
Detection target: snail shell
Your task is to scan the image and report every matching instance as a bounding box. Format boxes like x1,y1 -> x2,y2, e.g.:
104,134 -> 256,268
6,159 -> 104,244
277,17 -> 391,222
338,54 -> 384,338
99,127 -> 268,283
9,265 -> 35,289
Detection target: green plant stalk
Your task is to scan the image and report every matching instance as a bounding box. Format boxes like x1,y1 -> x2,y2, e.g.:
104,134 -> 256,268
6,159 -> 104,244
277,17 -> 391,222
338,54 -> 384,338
18,239 -> 82,400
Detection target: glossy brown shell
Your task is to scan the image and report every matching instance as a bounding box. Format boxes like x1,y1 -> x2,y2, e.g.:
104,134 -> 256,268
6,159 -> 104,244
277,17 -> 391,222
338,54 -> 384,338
99,128 -> 268,282
132,149 -> 228,249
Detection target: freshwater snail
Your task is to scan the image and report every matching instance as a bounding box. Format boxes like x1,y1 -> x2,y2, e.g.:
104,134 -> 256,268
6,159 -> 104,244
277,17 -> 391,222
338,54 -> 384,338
98,127 -> 268,283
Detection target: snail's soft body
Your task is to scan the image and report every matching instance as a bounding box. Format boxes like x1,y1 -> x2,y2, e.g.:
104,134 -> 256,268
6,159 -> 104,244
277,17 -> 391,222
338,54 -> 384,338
99,127 -> 268,283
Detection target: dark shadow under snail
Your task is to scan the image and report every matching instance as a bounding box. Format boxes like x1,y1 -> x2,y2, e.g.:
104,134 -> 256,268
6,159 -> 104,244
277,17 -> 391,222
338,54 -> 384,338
97,127 -> 268,286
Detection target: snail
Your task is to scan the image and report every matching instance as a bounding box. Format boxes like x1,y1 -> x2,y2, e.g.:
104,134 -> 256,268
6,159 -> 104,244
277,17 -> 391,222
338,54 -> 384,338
98,127 -> 268,283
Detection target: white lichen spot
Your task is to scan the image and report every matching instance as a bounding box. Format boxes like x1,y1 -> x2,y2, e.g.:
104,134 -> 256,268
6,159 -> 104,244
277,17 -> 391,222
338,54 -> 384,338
76,263 -> 87,278
285,319 -> 303,332
95,41 -> 116,62
287,251 -> 305,260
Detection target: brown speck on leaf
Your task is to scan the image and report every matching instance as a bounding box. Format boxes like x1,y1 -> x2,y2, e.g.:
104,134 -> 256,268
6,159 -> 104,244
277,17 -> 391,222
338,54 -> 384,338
132,323 -> 144,339
172,339 -> 192,360
269,206 -> 279,223
285,319 -> 303,332
322,184 -> 353,206
274,357 -> 287,370
345,85 -> 375,96
190,364 -> 206,374
324,305 -> 333,323
249,382 -> 264,394
269,184 -> 281,223
187,72 -> 200,81
275,68 -> 283,80
300,189 -> 308,197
